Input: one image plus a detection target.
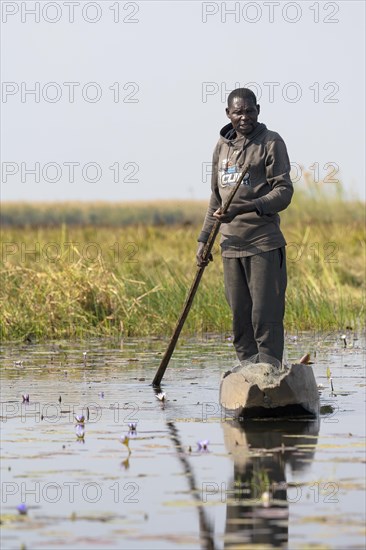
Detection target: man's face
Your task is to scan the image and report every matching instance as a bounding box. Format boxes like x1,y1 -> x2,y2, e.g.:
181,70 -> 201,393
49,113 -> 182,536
226,97 -> 260,136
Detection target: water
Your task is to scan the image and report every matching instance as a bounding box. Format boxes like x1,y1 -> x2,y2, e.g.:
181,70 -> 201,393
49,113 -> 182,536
1,332 -> 365,549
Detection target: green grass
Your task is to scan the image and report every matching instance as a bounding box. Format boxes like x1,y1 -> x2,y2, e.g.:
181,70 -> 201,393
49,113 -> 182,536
1,185 -> 365,341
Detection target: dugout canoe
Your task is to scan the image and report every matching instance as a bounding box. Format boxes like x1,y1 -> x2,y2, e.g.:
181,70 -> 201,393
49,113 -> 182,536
219,362 -> 319,419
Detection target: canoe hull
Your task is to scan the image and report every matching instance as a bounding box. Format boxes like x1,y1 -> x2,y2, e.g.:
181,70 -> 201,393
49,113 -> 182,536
219,362 -> 319,418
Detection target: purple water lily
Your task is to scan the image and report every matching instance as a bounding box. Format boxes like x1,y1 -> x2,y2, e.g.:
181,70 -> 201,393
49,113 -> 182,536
17,503 -> 27,515
22,394 -> 29,403
75,425 -> 85,439
74,414 -> 85,425
128,423 -> 137,437
197,440 -> 209,452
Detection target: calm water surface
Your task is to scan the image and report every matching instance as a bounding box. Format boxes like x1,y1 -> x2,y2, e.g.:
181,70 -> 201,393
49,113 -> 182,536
1,331 -> 365,549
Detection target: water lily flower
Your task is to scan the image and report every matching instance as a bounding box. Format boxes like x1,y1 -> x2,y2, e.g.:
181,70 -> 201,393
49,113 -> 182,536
74,414 -> 85,425
156,392 -> 166,402
197,440 -> 209,452
128,423 -> 137,437
75,425 -> 85,439
15,360 -> 24,367
22,394 -> 29,403
17,503 -> 27,515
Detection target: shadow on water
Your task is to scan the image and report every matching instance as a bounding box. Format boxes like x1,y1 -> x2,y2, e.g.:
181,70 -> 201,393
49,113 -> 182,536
222,418 -> 319,548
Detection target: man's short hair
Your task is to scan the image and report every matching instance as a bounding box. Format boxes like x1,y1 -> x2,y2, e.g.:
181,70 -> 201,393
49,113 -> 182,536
227,88 -> 257,108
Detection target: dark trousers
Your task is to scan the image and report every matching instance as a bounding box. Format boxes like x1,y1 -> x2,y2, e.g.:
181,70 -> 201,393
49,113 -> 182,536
223,247 -> 287,367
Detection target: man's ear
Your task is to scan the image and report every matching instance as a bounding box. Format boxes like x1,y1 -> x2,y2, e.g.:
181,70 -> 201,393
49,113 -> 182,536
257,104 -> 260,115
225,107 -> 230,119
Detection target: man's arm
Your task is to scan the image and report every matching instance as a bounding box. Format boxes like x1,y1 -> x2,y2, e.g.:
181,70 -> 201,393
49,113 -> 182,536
252,138 -> 293,216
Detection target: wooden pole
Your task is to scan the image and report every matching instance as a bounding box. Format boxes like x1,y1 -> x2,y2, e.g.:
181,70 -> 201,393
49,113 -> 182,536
152,163 -> 250,387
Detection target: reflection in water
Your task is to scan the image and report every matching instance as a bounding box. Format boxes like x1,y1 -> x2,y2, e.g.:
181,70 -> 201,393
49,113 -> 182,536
222,419 -> 320,549
166,421 -> 216,550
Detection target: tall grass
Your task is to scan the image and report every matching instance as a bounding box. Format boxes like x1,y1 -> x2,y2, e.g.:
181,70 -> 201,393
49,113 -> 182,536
1,178 -> 364,228
0,200 -> 208,228
1,185 -> 365,341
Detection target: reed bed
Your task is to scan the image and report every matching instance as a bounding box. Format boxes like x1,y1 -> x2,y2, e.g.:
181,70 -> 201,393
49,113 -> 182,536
1,186 -> 365,341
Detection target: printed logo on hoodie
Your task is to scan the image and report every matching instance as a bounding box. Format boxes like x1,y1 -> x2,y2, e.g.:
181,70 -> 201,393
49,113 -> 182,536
219,162 -> 250,188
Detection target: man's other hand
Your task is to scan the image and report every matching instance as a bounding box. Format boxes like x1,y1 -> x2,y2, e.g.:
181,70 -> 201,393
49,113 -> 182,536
196,242 -> 213,267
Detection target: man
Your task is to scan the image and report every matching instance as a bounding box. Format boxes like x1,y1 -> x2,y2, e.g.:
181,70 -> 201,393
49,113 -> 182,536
196,88 -> 293,368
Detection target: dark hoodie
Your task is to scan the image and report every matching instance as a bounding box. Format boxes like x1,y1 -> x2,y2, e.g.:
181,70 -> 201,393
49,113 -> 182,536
198,122 -> 293,257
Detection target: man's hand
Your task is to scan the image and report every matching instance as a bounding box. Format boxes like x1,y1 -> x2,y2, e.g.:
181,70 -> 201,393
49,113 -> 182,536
213,206 -> 238,223
196,242 -> 213,267
213,201 -> 255,223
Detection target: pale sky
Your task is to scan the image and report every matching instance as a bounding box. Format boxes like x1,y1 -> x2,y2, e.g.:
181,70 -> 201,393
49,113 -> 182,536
1,0 -> 365,202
